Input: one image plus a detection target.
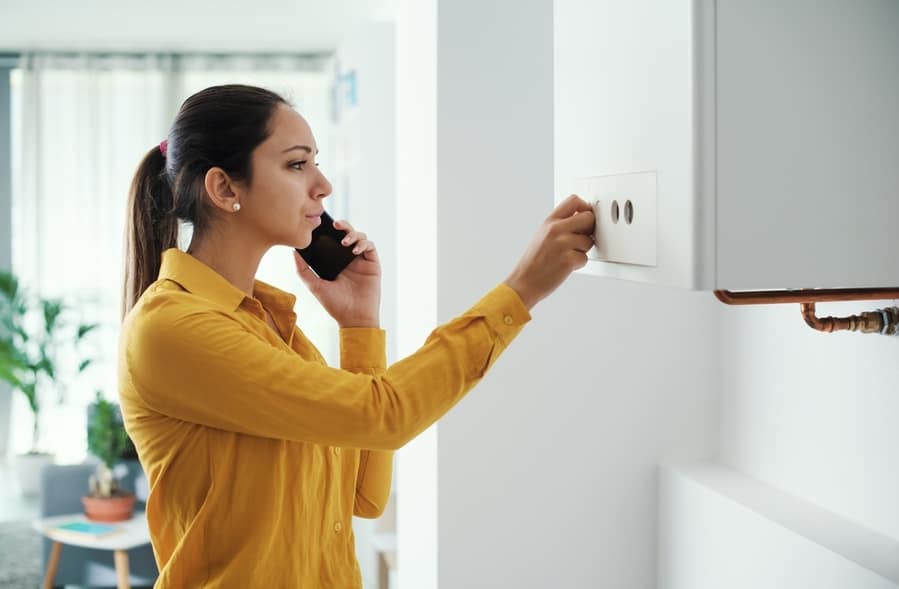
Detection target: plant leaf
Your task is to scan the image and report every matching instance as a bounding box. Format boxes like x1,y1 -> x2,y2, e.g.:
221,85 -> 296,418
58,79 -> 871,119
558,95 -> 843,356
77,323 -> 98,340
0,342 -> 29,389
0,271 -> 19,301
21,381 -> 38,413
42,299 -> 63,334
36,350 -> 54,380
88,395 -> 131,468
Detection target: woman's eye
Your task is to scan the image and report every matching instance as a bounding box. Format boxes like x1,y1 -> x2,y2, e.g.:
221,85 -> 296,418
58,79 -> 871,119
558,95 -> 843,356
289,161 -> 321,170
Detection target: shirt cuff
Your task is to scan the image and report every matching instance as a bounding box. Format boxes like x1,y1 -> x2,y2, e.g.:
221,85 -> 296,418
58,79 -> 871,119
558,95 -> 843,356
467,283 -> 532,345
339,328 -> 387,374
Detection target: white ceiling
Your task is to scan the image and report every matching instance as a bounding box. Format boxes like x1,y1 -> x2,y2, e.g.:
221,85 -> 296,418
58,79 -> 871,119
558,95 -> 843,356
0,0 -> 391,54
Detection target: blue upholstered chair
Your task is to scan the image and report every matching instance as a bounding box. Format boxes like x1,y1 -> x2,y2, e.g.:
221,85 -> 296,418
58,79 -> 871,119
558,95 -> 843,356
40,460 -> 158,588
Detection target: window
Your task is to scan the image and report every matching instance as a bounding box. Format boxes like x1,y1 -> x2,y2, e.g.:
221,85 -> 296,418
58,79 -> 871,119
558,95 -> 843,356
8,53 -> 337,462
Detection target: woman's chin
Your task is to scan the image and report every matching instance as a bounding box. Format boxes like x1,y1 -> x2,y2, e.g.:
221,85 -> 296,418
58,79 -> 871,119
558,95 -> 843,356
292,235 -> 313,250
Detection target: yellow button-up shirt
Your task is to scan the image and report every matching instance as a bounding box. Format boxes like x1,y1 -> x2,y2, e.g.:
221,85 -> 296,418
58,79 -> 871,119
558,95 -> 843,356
118,249 -> 530,588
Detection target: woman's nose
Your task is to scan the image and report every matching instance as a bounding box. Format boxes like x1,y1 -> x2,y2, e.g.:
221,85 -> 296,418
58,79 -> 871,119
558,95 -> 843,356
313,168 -> 332,200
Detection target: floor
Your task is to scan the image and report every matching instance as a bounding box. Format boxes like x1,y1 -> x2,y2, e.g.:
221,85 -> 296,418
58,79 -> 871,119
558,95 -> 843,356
0,459 -> 42,588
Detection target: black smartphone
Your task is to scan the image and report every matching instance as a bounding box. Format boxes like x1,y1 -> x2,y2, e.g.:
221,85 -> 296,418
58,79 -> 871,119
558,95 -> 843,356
295,211 -> 358,281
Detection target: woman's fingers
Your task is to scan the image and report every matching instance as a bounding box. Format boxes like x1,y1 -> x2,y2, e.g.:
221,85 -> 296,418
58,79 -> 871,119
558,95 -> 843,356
547,194 -> 594,221
339,230 -> 371,254
333,219 -> 377,255
557,207 -> 596,235
351,239 -> 376,255
502,194 -> 599,310
567,233 -> 596,253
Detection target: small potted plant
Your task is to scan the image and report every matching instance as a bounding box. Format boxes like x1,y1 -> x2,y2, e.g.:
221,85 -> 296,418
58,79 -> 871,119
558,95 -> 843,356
0,270 -> 97,495
83,391 -> 136,522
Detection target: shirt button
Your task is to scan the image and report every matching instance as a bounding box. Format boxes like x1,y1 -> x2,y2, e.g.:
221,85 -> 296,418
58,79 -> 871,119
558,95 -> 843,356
334,522 -> 343,533
503,315 -> 514,325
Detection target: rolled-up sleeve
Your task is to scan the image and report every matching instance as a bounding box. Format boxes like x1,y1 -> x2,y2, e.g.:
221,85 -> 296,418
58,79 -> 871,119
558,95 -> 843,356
124,283 -> 531,451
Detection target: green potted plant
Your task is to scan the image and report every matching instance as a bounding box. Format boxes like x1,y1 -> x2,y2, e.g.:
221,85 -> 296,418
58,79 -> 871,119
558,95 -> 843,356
0,270 -> 97,495
84,391 -> 136,522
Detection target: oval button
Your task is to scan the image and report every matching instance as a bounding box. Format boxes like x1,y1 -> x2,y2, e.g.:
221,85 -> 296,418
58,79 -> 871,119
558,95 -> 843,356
334,521 -> 343,533
503,315 -> 514,325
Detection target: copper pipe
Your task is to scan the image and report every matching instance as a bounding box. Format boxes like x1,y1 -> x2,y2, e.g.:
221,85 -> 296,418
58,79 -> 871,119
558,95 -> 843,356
801,302 -> 899,335
714,288 -> 899,305
715,288 -> 899,336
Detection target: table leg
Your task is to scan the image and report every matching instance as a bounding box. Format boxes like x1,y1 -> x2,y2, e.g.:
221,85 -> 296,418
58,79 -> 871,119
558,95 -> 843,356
114,549 -> 131,589
378,552 -> 388,589
42,541 -> 62,589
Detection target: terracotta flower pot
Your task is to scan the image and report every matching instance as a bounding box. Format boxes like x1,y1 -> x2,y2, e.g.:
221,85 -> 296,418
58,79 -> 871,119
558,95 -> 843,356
82,493 -> 136,522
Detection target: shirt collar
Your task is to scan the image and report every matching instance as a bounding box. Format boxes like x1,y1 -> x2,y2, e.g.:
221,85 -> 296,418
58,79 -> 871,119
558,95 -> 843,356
158,249 -> 297,314
253,279 -> 298,318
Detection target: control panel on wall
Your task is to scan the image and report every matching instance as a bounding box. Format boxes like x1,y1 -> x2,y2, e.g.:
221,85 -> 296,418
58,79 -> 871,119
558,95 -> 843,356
579,171 -> 657,268
555,0 -> 899,291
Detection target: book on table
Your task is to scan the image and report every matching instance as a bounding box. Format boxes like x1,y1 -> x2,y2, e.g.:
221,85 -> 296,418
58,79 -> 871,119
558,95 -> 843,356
48,521 -> 124,541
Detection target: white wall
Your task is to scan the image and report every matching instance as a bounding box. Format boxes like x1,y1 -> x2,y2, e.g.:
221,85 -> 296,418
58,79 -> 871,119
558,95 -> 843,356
391,1 -> 439,588
553,0 -> 705,290
334,22 -> 399,589
720,300 -> 899,542
434,1 -> 718,587
659,464 -> 899,589
551,1 -> 899,586
657,299 -> 899,589
335,22 -> 398,363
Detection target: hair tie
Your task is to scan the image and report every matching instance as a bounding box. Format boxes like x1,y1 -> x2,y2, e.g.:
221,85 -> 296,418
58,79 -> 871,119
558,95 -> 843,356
159,139 -> 168,157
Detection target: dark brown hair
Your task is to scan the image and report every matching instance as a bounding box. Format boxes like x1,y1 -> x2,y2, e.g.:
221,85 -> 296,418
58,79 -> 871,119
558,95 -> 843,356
122,84 -> 288,318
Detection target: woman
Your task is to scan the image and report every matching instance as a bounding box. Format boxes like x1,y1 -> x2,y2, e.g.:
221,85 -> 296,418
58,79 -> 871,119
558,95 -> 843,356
119,84 -> 595,588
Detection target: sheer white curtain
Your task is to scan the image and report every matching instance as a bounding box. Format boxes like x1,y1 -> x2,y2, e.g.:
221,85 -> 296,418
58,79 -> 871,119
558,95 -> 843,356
9,53 -> 335,461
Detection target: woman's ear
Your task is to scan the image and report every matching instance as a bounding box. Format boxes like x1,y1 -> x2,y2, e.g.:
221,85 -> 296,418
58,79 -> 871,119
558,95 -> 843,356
203,167 -> 241,213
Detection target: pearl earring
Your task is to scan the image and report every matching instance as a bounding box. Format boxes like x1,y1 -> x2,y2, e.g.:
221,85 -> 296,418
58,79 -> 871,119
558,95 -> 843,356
232,202 -> 241,212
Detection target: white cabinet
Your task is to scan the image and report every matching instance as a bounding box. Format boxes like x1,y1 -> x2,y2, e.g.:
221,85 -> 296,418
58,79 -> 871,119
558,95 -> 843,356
554,0 -> 899,290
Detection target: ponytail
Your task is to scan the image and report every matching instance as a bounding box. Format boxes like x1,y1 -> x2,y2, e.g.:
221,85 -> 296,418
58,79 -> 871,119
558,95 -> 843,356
121,84 -> 290,320
122,145 -> 178,319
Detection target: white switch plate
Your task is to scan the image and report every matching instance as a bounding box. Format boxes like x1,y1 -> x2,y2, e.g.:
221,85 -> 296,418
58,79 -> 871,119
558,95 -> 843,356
579,171 -> 658,267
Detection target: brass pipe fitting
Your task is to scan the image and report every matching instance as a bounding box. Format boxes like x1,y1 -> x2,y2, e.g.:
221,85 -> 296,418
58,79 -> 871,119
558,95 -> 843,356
800,303 -> 899,335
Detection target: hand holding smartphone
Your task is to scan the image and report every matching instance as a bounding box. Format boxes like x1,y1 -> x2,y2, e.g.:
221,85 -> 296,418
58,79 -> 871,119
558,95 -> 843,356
295,211 -> 359,281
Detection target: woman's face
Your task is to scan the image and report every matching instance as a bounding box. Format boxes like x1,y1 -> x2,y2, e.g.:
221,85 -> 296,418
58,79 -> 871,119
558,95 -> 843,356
239,104 -> 332,250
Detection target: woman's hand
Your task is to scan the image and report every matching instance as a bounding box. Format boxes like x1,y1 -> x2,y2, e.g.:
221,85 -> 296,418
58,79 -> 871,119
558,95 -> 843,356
504,195 -> 596,310
294,220 -> 381,328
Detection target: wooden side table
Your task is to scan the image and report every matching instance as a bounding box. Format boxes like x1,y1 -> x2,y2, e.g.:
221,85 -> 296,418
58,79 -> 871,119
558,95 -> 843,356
32,511 -> 151,589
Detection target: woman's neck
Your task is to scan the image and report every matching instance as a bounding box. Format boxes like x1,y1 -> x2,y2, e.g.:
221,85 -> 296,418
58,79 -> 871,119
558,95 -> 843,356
186,233 -> 269,298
